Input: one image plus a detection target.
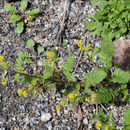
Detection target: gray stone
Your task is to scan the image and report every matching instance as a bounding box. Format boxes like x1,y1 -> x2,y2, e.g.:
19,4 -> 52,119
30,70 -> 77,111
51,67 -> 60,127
41,113 -> 52,122
0,115 -> 7,124
83,117 -> 88,125
69,11 -> 75,17
97,59 -> 103,65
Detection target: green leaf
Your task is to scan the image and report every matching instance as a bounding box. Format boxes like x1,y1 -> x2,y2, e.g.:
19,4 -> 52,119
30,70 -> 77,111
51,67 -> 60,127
4,4 -> 12,12
89,68 -> 107,86
124,109 -> 130,127
10,14 -> 21,23
95,88 -> 119,103
28,9 -> 40,16
21,76 -> 33,84
111,68 -> 130,84
99,109 -> 105,118
76,84 -> 80,91
86,22 -> 97,31
27,39 -> 35,47
20,0 -> 28,10
92,48 -> 99,61
91,0 -> 108,10
38,46 -> 44,54
42,59 -> 48,66
62,55 -> 75,72
16,22 -> 24,34
47,83 -> 56,93
43,66 -> 54,80
98,37 -> 114,68
4,4 -> 18,14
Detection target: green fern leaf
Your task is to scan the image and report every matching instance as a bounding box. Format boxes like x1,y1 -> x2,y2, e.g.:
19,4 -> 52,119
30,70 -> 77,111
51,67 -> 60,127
111,68 -> 130,84
98,37 -> 114,68
95,88 -> 119,103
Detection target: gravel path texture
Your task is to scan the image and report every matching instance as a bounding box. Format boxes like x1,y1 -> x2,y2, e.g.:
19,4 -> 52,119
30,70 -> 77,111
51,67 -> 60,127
0,0 -> 129,130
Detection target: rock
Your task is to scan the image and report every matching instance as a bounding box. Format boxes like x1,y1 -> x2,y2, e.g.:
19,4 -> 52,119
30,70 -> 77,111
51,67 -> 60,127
64,109 -> 68,115
0,115 -> 7,124
113,37 -> 130,70
83,117 -> 88,125
41,113 -> 52,122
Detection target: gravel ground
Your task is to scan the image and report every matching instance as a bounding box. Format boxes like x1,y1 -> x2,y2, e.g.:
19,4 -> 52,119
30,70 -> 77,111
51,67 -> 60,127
0,0 -> 129,130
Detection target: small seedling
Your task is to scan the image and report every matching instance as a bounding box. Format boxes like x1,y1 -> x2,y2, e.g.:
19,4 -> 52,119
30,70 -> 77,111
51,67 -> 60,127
4,0 -> 40,34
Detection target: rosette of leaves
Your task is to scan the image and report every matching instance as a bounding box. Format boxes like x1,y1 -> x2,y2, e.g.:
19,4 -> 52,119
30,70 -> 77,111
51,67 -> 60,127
86,0 -> 130,39
4,0 -> 40,34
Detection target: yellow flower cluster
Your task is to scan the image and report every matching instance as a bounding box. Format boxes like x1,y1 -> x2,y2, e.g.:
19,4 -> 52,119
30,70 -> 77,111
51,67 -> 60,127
1,74 -> 7,85
56,105 -> 61,111
68,91 -> 80,102
46,51 -> 55,62
77,40 -> 92,54
0,56 -> 4,62
95,121 -> 102,130
46,51 -> 52,58
17,88 -> 28,97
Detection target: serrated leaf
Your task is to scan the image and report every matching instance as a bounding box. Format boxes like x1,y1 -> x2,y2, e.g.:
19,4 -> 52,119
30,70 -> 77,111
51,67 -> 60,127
4,4 -> 12,12
10,14 -> 21,23
43,66 -> 53,80
89,68 -> 107,86
28,9 -> 40,16
27,39 -> 35,47
20,0 -> 28,10
98,37 -> 114,68
91,0 -> 108,10
124,109 -> 130,127
86,22 -> 97,31
4,4 -> 18,14
62,55 -> 75,72
16,22 -> 24,34
111,68 -> 130,83
38,46 -> 44,54
42,59 -> 48,66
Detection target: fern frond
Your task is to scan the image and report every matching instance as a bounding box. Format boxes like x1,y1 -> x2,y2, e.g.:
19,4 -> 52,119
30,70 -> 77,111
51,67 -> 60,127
95,88 -> 119,103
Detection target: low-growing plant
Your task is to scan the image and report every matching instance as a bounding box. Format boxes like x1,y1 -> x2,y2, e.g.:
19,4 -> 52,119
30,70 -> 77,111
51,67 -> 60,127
4,0 -> 40,34
0,37 -> 129,106
86,0 -> 130,39
92,109 -> 116,130
122,108 -> 130,130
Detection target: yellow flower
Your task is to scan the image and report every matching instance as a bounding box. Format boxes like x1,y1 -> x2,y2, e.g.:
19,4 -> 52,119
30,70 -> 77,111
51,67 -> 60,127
56,105 -> 61,111
24,19 -> 27,23
1,74 -> 7,85
17,88 -> 23,96
95,121 -> 102,130
74,92 -> 80,98
85,97 -> 90,102
0,56 -> 4,62
105,125 -> 109,130
23,90 -> 28,97
29,16 -> 33,21
61,102 -> 65,107
68,93 -> 75,100
46,52 -> 52,58
78,40 -> 83,47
